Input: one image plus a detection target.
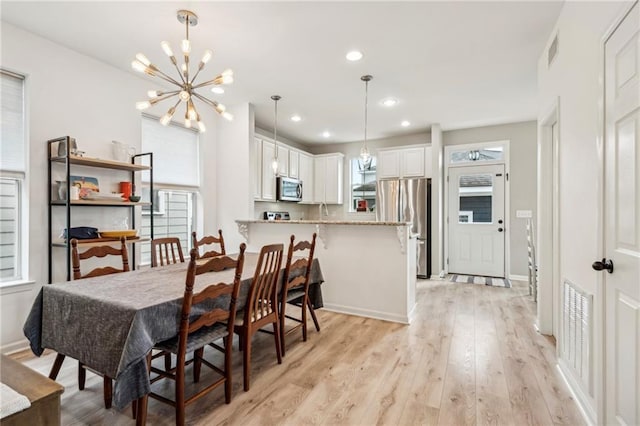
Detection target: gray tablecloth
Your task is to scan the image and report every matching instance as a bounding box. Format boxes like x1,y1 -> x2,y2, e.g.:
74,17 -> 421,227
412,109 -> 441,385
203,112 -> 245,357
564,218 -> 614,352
23,254 -> 323,409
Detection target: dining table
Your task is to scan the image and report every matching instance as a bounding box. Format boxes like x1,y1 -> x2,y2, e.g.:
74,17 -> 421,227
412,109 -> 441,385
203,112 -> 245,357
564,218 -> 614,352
22,252 -> 324,417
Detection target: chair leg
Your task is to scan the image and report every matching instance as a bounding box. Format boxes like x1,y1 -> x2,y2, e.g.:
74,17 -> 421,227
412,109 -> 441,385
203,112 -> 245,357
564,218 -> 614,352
280,304 -> 286,357
307,298 -> 320,332
302,297 -> 308,342
224,336 -> 232,404
103,377 -> 113,409
273,320 -> 282,365
78,362 -> 86,390
164,352 -> 172,371
243,331 -> 252,392
132,400 -> 137,419
176,352 -> 186,426
193,348 -> 204,383
49,353 -> 65,380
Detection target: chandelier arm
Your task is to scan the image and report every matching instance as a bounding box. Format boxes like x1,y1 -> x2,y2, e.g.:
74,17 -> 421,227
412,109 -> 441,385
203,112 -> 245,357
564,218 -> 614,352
191,79 -> 219,90
192,92 -> 219,108
190,65 -> 205,85
150,69 -> 183,87
154,92 -> 180,104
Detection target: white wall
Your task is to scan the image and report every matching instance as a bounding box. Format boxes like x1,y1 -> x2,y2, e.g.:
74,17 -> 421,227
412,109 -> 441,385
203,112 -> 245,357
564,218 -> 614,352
537,2 -> 630,423
0,22 -> 218,351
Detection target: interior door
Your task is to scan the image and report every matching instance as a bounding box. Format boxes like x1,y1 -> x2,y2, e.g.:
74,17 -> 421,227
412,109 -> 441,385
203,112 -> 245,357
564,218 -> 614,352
604,3 -> 640,424
448,164 -> 505,277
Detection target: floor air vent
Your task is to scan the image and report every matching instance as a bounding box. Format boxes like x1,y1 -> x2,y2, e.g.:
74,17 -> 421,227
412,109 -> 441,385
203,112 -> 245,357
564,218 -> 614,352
561,279 -> 592,393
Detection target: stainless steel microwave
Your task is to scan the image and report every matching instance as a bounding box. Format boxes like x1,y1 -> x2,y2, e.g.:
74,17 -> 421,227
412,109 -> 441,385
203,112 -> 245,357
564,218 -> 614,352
276,177 -> 302,202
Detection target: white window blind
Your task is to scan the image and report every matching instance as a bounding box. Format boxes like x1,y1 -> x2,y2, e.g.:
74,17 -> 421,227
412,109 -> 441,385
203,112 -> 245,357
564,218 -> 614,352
1,71 -> 25,173
141,115 -> 200,186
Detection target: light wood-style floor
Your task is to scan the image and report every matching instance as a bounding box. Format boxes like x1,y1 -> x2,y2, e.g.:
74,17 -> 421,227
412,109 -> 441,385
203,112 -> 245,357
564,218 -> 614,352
11,278 -> 585,425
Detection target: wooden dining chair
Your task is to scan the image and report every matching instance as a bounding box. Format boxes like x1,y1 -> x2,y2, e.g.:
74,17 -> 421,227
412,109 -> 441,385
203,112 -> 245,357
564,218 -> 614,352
192,229 -> 225,259
280,233 -> 317,356
151,237 -> 185,267
234,243 -> 284,391
48,237 -> 129,409
147,244 -> 246,426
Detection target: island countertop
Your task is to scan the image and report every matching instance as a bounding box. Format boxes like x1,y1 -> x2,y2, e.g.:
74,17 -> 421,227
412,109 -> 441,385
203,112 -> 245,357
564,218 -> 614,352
235,219 -> 411,226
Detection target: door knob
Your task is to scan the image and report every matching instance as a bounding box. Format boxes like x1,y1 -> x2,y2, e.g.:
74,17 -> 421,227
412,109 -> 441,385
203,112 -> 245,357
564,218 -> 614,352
592,258 -> 614,273
498,227 -> 504,232
498,219 -> 503,224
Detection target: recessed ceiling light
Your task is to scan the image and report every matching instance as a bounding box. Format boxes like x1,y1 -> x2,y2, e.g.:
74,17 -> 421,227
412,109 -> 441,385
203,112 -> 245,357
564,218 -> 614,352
382,98 -> 398,107
401,120 -> 411,127
322,131 -> 331,138
211,87 -> 225,94
346,50 -> 363,61
290,115 -> 302,122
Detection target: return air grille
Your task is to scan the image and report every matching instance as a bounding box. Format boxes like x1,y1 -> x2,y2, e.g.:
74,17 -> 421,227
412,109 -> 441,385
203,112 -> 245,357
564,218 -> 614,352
561,279 -> 593,393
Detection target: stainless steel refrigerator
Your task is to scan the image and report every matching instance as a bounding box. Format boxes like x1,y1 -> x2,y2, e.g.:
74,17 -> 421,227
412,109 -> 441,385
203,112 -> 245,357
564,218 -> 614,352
376,178 -> 431,278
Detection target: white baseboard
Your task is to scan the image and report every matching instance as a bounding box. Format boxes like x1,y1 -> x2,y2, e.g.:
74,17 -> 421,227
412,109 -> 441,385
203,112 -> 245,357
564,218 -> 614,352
509,274 -> 528,281
430,274 -> 443,280
557,360 -> 596,426
1,338 -> 30,355
322,303 -> 411,325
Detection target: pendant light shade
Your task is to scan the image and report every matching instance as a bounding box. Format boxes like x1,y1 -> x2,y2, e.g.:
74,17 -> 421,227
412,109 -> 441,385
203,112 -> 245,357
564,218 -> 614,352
360,75 -> 373,167
271,95 -> 281,175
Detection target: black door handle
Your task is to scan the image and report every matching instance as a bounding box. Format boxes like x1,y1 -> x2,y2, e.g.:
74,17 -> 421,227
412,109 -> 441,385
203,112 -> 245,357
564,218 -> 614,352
592,258 -> 614,273
498,227 -> 504,232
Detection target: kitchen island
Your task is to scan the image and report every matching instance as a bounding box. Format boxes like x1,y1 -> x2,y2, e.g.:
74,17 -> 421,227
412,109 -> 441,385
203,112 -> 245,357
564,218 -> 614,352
235,219 -> 417,324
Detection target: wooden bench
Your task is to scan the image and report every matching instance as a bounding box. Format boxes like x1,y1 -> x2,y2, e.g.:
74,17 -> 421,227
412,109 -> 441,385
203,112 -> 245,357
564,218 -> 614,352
1,355 -> 64,426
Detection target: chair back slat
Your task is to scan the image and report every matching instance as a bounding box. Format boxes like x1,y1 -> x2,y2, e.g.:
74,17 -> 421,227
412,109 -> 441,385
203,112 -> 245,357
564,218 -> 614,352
71,237 -> 130,280
151,237 -> 184,267
188,308 -> 231,334
191,283 -> 233,305
245,244 -> 283,324
192,230 -> 226,259
195,256 -> 238,275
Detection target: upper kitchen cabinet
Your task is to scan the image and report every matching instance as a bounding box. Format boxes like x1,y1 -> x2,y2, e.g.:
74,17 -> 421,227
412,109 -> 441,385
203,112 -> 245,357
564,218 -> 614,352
298,152 -> 313,203
314,153 -> 344,204
276,145 -> 289,177
261,139 -> 276,201
289,150 -> 299,179
377,145 -> 432,178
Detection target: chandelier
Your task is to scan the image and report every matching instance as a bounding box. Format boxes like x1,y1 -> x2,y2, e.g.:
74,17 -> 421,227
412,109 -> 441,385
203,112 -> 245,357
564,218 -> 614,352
132,10 -> 234,132
360,75 -> 372,167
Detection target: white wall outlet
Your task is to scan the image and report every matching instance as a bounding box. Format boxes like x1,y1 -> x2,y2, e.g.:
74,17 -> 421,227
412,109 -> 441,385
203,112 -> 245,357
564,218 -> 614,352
516,210 -> 533,218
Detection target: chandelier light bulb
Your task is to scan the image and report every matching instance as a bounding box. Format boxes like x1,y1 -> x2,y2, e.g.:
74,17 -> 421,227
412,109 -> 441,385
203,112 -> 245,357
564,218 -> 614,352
181,39 -> 191,55
135,53 -> 151,66
271,158 -> 279,174
201,50 -> 213,64
360,146 -> 371,164
179,90 -> 191,101
147,90 -> 161,98
161,41 -> 174,57
222,112 -> 233,121
185,118 -> 192,128
197,120 -> 206,132
160,111 -> 173,126
221,69 -> 234,84
214,103 -> 226,114
187,103 -> 197,120
131,60 -> 147,73
136,101 -> 151,110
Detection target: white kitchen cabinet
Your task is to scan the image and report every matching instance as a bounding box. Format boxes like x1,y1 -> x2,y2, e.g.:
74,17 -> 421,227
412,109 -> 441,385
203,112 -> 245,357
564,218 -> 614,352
377,145 -> 430,178
402,147 -> 425,177
261,140 -> 276,201
377,150 -> 400,178
276,145 -> 289,177
289,150 -> 299,179
253,137 -> 262,199
313,153 -> 344,204
298,152 -> 313,203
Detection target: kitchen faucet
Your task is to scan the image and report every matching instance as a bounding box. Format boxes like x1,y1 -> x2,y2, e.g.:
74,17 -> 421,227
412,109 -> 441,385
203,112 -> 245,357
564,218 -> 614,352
318,201 -> 329,218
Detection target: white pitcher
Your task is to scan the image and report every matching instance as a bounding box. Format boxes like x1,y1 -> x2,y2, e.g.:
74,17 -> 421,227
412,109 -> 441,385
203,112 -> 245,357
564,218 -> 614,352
112,140 -> 136,162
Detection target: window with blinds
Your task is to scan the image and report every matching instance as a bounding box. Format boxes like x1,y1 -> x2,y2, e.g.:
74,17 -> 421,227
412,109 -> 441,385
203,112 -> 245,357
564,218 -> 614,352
0,70 -> 26,283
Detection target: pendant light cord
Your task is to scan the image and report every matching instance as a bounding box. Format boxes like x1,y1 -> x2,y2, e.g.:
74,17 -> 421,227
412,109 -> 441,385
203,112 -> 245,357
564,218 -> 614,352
274,98 -> 278,160
364,78 -> 368,153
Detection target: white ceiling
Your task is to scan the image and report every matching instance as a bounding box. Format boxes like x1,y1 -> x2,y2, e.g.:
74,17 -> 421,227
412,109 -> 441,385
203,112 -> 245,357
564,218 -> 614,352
1,1 -> 562,145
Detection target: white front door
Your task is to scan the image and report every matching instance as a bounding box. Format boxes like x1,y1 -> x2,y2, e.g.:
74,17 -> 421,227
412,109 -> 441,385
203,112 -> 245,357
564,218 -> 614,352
448,164 -> 505,277
604,3 -> 640,424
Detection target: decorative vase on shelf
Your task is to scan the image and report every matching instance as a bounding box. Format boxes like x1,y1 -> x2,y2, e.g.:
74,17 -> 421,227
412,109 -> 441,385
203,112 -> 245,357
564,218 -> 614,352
56,181 -> 67,200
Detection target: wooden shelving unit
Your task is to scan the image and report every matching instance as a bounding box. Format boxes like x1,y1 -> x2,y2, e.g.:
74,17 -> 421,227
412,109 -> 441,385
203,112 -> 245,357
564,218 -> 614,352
47,136 -> 154,283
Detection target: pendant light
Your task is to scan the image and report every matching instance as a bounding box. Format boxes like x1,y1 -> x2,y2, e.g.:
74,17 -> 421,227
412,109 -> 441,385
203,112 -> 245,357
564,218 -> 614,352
271,95 -> 281,175
360,75 -> 372,167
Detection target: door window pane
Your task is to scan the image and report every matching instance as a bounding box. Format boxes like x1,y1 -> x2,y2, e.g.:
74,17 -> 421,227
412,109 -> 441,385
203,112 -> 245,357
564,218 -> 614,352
450,147 -> 503,164
458,174 -> 492,223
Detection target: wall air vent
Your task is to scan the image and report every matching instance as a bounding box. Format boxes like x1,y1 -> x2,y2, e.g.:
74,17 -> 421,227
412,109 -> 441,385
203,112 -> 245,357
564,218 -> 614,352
548,33 -> 559,67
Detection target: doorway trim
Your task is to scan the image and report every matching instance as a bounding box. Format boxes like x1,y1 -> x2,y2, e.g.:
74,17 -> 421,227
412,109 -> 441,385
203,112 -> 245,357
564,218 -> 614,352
444,140 -> 510,278
537,98 -> 560,337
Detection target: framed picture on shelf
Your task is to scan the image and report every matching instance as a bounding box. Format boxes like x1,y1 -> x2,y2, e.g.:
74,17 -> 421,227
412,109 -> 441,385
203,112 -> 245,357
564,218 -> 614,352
70,175 -> 99,198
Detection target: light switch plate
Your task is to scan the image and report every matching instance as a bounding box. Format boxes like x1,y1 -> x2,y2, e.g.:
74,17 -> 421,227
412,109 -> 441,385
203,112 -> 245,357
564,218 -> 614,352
516,210 -> 533,218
